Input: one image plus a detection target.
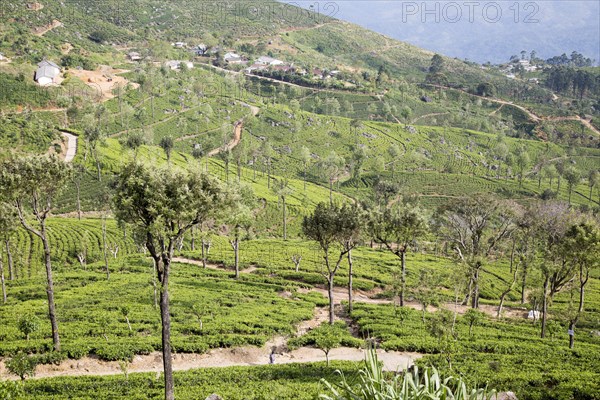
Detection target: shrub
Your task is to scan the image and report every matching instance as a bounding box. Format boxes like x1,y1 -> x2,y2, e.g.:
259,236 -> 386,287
6,352 -> 37,380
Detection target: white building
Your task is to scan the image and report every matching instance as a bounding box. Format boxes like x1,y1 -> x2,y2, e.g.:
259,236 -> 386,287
256,56 -> 284,66
35,60 -> 60,85
224,52 -> 243,64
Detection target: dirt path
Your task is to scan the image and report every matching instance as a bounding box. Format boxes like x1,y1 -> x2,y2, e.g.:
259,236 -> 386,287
205,102 -> 259,156
0,342 -> 421,381
299,285 -> 526,320
207,120 -> 244,157
32,19 -> 62,36
172,257 -> 257,274
60,131 -> 77,162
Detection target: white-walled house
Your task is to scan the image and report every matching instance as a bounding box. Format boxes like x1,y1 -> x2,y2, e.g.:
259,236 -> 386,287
256,56 -> 284,66
35,60 -> 60,85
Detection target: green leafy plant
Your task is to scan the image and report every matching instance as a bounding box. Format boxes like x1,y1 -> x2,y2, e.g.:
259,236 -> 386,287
320,348 -> 495,400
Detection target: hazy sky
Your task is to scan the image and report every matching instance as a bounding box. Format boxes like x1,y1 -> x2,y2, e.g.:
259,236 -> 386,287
283,1 -> 600,63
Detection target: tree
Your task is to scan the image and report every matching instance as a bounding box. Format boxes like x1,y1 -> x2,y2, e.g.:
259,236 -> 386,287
299,146 -> 312,192
543,164 -> 558,189
369,201 -> 429,307
438,195 -> 516,308
530,202 -> 575,338
563,221 -> 600,348
476,82 -> 496,97
587,170 -> 599,203
121,130 -> 148,160
261,140 -> 274,189
218,147 -> 233,182
223,184 -> 256,278
463,309 -> 485,336
6,353 -> 36,381
399,106 -> 412,124
159,136 -> 175,164
112,162 -> 230,400
388,143 -> 401,178
412,268 -> 441,322
350,145 -> 367,180
429,54 -> 444,74
302,203 -> 361,324
18,314 -> 40,341
319,151 -> 345,205
84,125 -> 104,181
313,323 -> 342,366
563,166 -> 581,204
350,119 -> 363,144
514,147 -> 530,186
0,203 -> 17,302
273,178 -> 293,240
0,155 -> 71,351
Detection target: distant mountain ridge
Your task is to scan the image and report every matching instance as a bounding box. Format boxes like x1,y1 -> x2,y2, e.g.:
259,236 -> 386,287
283,0 -> 600,64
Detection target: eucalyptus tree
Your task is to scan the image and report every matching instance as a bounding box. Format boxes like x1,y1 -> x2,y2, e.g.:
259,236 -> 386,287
0,203 -> 17,303
588,170 -> 599,203
562,221 -> 600,347
261,140 -> 274,189
159,135 -> 174,164
437,195 -> 516,309
563,166 -> 581,204
302,202 -> 362,323
0,155 -> 71,351
369,200 -> 429,307
319,151 -> 345,204
299,145 -> 312,191
112,162 -> 231,400
529,201 -> 576,338
223,184 -> 256,278
273,178 -> 293,240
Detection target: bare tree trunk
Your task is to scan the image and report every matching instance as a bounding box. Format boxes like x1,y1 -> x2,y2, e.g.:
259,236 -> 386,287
498,266 -> 519,318
201,240 -> 206,268
0,254 -> 7,304
282,196 -> 287,240
328,274 -> 335,324
400,251 -> 406,307
521,262 -> 528,304
541,277 -> 549,338
231,236 -> 240,279
41,222 -> 61,351
190,227 -> 195,251
27,231 -> 35,278
75,179 -> 82,220
157,256 -> 174,400
471,265 -> 480,309
102,216 -> 110,280
152,258 -> 158,309
570,265 -> 588,349
347,249 -> 353,312
5,239 -> 13,281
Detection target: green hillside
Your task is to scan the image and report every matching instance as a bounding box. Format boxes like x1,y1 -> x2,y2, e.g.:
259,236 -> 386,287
0,1 -> 599,400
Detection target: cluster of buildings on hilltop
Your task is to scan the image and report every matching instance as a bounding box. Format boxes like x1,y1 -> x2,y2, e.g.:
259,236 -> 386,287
125,41 -> 338,81
503,59 -> 539,81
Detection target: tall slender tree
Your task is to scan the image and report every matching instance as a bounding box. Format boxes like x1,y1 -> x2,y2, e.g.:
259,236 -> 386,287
302,203 -> 362,324
438,195 -> 516,308
112,162 -> 230,400
370,200 -> 429,307
0,155 -> 71,351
